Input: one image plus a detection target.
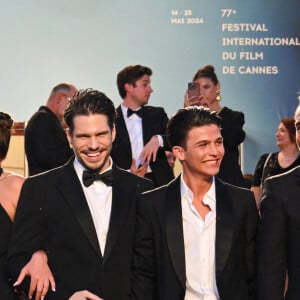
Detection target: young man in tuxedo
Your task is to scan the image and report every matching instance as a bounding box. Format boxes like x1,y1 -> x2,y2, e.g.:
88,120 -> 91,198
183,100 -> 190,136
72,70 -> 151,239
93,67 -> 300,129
111,64 -> 174,187
132,106 -> 258,300
257,104 -> 300,300
8,89 -> 153,300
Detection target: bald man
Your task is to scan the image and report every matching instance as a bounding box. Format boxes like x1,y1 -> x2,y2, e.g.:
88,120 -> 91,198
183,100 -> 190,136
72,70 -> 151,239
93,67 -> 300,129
25,83 -> 77,175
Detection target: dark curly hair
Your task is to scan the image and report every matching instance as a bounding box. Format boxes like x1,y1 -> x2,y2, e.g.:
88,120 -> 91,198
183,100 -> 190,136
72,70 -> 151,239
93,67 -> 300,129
0,112 -> 13,161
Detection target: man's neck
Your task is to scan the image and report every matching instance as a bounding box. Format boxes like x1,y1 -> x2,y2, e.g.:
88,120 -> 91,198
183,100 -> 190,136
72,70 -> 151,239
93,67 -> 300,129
182,172 -> 213,198
46,104 -> 61,121
122,98 -> 141,110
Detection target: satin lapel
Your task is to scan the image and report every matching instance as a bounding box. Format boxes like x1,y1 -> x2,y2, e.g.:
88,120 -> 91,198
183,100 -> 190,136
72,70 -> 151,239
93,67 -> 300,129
215,178 -> 234,278
296,166 -> 300,186
102,166 -> 135,263
141,107 -> 152,145
57,161 -> 102,257
116,106 -> 132,157
165,177 -> 186,288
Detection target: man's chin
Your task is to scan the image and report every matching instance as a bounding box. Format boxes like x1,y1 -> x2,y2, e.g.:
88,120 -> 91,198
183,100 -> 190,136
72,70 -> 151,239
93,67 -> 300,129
84,162 -> 105,173
79,159 -> 102,173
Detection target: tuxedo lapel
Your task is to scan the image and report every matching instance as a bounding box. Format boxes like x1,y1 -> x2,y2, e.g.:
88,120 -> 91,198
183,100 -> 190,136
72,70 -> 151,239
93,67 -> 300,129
141,107 -> 152,145
296,166 -> 300,186
102,166 -> 135,262
165,177 -> 186,289
215,178 -> 234,278
116,106 -> 133,157
57,160 -> 102,257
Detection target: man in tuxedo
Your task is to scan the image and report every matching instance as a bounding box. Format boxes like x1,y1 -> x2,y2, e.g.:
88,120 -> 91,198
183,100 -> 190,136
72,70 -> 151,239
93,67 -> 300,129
8,89 -> 153,300
132,106 -> 258,300
25,82 -> 77,175
111,64 -> 174,187
257,104 -> 300,300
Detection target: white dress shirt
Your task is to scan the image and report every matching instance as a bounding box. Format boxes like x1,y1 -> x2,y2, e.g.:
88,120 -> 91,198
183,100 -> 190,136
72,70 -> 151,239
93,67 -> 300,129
73,157 -> 113,256
121,104 -> 163,173
121,104 -> 144,168
181,175 -> 220,300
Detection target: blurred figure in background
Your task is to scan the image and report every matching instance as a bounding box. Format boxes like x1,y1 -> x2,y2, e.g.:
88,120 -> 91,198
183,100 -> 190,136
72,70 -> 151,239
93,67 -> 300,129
25,83 -> 77,175
251,117 -> 300,209
184,65 -> 247,188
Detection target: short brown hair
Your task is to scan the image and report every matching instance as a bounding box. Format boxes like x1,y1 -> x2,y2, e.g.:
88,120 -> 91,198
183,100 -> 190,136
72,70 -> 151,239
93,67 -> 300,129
281,117 -> 296,143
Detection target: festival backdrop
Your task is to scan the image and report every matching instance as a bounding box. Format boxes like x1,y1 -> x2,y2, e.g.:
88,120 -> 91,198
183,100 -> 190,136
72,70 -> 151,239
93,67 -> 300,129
0,0 -> 299,174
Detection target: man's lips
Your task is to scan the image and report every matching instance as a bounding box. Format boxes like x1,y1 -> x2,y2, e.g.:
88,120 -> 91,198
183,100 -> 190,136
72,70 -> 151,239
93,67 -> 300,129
83,151 -> 103,161
203,158 -> 221,164
86,152 -> 100,157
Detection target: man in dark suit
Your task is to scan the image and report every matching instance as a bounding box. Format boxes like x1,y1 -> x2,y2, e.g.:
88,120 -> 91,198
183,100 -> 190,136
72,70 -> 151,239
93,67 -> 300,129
111,65 -> 174,187
256,104 -> 300,300
132,106 -> 258,300
25,82 -> 77,175
8,89 -> 153,300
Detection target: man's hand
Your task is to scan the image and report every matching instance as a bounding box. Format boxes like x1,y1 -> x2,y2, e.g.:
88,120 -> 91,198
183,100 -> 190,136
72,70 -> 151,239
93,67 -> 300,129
140,135 -> 160,165
14,250 -> 55,300
130,159 -> 148,177
69,290 -> 103,300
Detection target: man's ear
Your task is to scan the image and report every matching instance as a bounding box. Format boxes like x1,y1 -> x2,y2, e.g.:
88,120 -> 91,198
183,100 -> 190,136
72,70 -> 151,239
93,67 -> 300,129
172,145 -> 185,161
66,128 -> 72,145
56,92 -> 65,105
124,83 -> 133,95
111,125 -> 116,142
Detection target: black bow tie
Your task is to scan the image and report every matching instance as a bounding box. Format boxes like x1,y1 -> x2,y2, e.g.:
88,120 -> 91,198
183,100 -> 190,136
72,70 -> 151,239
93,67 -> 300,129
82,169 -> 113,187
127,108 -> 143,118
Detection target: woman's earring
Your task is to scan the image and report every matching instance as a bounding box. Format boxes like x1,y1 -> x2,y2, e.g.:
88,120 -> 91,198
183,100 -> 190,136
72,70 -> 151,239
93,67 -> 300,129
216,91 -> 222,101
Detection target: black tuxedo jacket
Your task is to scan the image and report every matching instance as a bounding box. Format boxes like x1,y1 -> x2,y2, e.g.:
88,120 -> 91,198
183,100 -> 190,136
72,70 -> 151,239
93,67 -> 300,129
8,159 -> 153,300
257,166 -> 300,300
111,105 -> 174,187
132,176 -> 258,300
25,106 -> 73,175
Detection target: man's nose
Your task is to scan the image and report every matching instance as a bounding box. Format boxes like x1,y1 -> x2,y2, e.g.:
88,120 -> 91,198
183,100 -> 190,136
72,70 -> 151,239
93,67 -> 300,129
148,86 -> 153,93
209,144 -> 221,155
88,137 -> 99,149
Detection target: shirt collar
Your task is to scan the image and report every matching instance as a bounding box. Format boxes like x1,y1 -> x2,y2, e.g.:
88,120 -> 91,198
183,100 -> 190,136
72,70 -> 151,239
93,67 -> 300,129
180,175 -> 217,211
121,103 -> 142,117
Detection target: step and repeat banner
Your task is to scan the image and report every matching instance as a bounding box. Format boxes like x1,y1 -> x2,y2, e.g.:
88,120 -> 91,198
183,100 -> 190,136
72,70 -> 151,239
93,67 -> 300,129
1,0 -> 299,174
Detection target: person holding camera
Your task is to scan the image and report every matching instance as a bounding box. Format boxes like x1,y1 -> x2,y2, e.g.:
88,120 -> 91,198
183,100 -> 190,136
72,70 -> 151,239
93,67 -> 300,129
185,65 -> 247,188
